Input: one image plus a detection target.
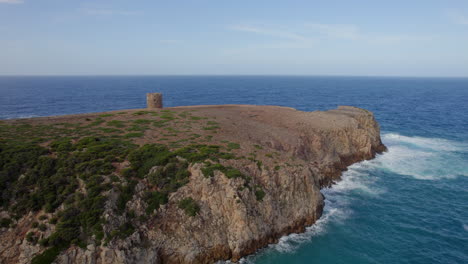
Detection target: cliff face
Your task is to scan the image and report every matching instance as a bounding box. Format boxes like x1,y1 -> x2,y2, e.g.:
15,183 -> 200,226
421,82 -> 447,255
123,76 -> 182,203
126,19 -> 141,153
0,105 -> 385,264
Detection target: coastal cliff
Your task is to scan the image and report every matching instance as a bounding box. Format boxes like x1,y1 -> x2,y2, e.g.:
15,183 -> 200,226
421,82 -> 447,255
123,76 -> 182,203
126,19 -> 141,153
0,105 -> 385,264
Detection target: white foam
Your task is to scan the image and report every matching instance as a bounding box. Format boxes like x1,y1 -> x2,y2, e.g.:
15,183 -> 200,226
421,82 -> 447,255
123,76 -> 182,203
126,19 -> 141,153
377,133 -> 468,180
382,133 -> 466,152
327,163 -> 384,195
4,114 -> 38,120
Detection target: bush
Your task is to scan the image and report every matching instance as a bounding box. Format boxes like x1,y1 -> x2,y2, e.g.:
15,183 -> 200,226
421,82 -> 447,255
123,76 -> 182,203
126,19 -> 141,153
110,222 -> 135,239
39,215 -> 48,221
0,217 -> 12,228
39,223 -> 47,231
144,191 -> 168,215
227,142 -> 240,150
255,186 -> 266,201
201,162 -> 226,178
224,168 -> 243,179
49,139 -> 74,152
106,120 -> 126,128
31,245 -> 64,264
178,197 -> 200,216
123,132 -> 144,138
26,232 -> 37,244
133,119 -> 152,125
116,180 -> 137,214
128,144 -> 171,178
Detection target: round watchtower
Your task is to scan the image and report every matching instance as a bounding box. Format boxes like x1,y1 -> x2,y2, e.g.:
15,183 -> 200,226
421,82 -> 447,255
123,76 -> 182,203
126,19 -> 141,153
146,93 -> 163,109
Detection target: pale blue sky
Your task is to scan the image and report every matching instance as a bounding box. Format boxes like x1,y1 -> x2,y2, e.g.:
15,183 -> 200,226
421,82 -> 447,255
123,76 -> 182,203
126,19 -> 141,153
1,0 -> 467,76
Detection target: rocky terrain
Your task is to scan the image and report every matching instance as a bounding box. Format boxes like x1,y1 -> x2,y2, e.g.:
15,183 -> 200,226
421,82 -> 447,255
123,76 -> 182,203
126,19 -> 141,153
0,105 -> 386,264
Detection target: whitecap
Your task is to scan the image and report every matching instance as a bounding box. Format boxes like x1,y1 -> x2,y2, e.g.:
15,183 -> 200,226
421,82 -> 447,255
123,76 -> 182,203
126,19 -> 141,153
4,114 -> 38,120
382,133 -> 467,152
377,133 -> 468,180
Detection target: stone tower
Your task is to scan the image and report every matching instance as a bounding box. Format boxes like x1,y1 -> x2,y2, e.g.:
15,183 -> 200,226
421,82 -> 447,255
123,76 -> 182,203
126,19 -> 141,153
146,93 -> 163,109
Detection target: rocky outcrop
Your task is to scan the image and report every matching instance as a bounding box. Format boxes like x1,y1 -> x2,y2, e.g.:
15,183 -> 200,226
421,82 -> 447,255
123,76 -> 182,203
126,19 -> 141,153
0,105 -> 385,264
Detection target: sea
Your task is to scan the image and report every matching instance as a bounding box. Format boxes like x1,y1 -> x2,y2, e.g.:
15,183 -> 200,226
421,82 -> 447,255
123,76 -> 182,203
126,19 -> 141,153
0,76 -> 467,264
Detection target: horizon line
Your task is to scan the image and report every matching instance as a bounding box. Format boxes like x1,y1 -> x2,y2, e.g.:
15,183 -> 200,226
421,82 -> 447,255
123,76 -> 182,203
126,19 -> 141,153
0,74 -> 467,79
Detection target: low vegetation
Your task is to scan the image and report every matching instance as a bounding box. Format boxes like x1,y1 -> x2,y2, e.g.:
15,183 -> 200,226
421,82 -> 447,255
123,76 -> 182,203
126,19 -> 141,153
178,197 -> 200,216
0,109 -> 272,263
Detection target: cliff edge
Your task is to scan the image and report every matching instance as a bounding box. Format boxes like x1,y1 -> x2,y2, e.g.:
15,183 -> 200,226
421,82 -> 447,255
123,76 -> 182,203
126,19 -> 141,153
0,105 -> 385,264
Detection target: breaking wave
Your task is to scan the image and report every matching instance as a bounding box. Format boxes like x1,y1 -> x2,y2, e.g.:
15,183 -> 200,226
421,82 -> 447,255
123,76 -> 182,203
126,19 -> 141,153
226,133 -> 468,263
376,133 -> 468,180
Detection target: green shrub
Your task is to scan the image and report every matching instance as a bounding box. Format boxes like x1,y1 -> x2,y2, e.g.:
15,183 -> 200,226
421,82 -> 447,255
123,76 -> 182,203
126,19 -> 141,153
106,120 -> 126,128
178,197 -> 200,216
132,110 -> 151,116
201,162 -> 225,178
0,217 -> 12,228
224,168 -> 243,179
116,180 -> 137,214
133,119 -> 152,125
26,232 -> 37,244
144,191 -> 168,215
49,138 -> 74,152
123,132 -> 144,138
110,222 -> 135,239
203,125 -> 220,130
31,245 -> 65,264
255,186 -> 266,201
98,127 -> 121,133
227,142 -> 240,150
86,118 -> 105,127
153,120 -> 169,127
99,114 -> 114,117
39,223 -> 47,231
128,144 -> 171,178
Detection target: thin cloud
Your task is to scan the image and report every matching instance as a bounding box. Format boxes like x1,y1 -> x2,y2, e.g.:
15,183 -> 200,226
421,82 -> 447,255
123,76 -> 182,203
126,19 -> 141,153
446,9 -> 468,25
230,25 -> 309,41
229,22 -> 434,48
307,23 -> 360,40
0,0 -> 23,4
80,8 -> 140,16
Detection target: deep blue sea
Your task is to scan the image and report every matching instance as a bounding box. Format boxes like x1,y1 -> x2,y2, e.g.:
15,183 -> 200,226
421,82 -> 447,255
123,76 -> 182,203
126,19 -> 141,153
1,76 -> 467,264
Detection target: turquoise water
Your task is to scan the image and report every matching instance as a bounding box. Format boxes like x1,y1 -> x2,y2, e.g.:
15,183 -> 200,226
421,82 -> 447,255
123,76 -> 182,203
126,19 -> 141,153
1,76 -> 467,263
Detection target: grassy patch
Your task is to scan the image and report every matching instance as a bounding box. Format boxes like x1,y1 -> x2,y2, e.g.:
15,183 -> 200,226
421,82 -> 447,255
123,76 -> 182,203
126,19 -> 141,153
203,125 -> 220,130
178,197 -> 200,216
133,119 -> 152,125
99,114 -> 114,118
98,127 -> 122,133
123,132 -> 144,138
153,120 -> 169,128
227,142 -> 240,150
106,120 -> 126,128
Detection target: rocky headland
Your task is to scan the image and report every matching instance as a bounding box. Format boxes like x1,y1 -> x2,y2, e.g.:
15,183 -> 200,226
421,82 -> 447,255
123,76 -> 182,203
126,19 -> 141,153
0,105 -> 386,264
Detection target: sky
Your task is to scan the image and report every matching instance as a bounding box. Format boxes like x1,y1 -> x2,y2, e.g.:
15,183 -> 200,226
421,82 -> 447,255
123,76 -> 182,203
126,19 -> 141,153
0,0 -> 467,77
